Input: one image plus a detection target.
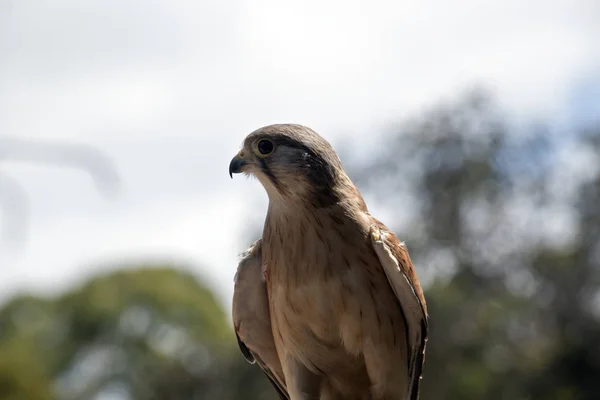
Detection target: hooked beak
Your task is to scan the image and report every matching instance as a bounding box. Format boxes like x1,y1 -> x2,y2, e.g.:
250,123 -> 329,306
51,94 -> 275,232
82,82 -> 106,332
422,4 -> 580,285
229,151 -> 248,178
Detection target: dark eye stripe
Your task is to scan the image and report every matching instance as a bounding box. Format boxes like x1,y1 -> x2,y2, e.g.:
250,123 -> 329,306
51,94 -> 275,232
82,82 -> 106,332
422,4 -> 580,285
258,157 -> 286,194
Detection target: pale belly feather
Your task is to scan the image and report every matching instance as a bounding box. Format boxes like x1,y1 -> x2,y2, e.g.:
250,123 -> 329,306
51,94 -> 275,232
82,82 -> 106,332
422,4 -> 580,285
263,207 -> 410,398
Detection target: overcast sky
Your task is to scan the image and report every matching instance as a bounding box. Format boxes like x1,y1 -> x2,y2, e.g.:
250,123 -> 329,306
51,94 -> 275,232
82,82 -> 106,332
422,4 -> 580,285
1,0 -> 599,312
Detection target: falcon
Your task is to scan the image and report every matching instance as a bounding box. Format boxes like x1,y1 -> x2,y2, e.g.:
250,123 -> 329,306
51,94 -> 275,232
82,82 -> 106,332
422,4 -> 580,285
230,124 -> 428,400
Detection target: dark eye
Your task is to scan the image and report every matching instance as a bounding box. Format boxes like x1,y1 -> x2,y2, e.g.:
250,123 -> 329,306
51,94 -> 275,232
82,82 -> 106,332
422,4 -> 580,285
257,139 -> 274,155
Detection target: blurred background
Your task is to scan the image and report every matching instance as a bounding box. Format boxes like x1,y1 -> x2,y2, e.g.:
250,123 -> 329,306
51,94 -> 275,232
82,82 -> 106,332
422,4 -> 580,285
1,1 -> 599,399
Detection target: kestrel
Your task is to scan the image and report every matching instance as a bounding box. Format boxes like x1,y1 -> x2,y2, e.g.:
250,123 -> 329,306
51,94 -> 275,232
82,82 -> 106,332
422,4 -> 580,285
230,124 -> 428,400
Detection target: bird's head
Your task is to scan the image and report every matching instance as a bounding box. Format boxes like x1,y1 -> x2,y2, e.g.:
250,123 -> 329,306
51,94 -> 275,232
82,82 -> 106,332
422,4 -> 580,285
229,124 -> 352,208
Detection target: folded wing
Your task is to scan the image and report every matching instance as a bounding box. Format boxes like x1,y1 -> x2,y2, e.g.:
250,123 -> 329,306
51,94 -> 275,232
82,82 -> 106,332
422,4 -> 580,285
370,224 -> 429,400
232,239 -> 289,400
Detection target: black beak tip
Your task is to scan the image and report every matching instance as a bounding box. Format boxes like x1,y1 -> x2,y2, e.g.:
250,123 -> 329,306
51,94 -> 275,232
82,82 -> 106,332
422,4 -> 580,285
229,157 -> 245,179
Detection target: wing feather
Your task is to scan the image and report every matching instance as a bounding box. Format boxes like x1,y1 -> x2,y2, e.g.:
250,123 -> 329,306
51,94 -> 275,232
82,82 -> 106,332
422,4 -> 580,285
232,240 -> 289,400
369,224 -> 429,400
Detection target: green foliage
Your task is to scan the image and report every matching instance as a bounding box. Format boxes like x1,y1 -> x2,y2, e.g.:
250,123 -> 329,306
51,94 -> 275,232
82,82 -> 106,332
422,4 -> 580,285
0,267 -> 275,400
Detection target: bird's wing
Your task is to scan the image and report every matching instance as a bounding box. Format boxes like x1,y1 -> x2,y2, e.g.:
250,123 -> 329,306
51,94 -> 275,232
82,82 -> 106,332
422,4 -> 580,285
369,224 -> 429,400
232,239 -> 289,400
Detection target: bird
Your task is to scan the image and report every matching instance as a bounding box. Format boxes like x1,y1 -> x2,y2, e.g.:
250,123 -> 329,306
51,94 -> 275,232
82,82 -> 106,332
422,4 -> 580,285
230,124 -> 428,400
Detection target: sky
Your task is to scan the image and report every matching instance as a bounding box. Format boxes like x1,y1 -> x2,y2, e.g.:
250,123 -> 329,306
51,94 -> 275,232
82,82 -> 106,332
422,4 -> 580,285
0,0 -> 599,312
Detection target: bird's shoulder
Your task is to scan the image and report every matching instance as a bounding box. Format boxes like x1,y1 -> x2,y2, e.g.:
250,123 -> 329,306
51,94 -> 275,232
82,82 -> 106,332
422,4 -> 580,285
367,215 -> 428,400
365,216 -> 426,313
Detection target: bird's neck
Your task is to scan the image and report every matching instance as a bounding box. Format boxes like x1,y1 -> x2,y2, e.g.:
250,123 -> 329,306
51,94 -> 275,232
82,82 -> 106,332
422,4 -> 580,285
262,203 -> 333,285
262,195 -> 369,280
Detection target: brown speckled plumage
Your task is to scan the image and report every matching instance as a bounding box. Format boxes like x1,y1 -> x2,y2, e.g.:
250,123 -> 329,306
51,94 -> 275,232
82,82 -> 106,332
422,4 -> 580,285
230,124 -> 428,400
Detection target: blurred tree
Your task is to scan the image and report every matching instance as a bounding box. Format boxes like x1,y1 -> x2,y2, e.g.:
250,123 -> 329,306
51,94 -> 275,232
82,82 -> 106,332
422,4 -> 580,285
2,89 -> 599,400
348,88 -> 600,400
0,266 -> 278,400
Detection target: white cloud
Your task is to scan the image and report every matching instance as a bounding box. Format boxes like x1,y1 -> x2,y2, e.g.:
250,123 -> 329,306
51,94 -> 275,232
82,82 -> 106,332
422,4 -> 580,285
2,0 -> 598,140
0,187 -> 259,309
0,0 -> 598,312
